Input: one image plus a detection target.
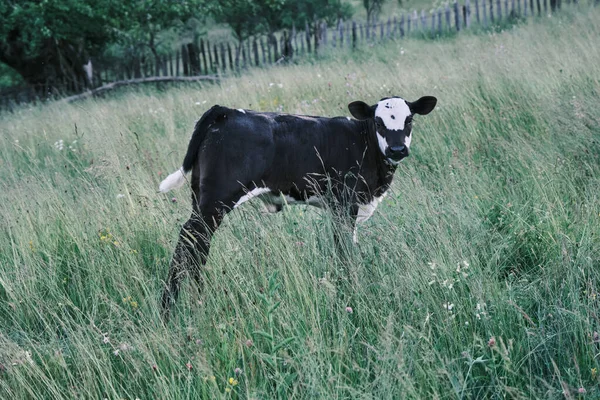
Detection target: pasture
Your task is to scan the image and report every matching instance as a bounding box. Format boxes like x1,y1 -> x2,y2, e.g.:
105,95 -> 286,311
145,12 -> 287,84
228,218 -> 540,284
1,8 -> 599,399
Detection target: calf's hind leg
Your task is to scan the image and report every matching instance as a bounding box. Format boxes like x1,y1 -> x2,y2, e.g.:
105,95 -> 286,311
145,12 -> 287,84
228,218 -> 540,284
161,212 -> 222,319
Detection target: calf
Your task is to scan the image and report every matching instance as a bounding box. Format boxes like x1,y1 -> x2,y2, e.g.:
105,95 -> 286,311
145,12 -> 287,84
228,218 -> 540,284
158,95 -> 437,315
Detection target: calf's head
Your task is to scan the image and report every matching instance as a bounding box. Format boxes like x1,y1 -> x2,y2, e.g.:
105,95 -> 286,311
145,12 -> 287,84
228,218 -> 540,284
348,96 -> 437,163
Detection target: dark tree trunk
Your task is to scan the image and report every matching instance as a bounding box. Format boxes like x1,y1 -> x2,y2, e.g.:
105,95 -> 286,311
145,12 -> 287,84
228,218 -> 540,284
0,33 -> 90,94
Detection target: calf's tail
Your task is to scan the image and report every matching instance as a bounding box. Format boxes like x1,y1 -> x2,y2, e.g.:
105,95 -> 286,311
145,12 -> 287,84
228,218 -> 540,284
158,105 -> 221,193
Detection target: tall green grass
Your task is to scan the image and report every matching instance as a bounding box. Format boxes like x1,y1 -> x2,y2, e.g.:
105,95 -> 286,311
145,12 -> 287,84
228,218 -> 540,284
1,7 -> 599,399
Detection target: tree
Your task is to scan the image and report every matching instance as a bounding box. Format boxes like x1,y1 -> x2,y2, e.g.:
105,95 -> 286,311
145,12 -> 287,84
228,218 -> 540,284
0,0 -> 125,90
209,0 -> 263,43
118,1 -> 206,67
363,0 -> 387,24
0,0 -> 204,91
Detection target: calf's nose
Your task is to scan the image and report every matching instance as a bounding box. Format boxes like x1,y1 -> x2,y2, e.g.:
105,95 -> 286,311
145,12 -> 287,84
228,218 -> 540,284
387,145 -> 409,160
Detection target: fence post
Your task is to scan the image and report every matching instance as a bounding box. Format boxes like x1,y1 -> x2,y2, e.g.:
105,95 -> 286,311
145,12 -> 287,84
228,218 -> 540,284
412,11 -> 419,33
421,10 -> 427,32
431,11 -> 436,35
400,14 -> 405,37
497,0 -> 502,20
218,43 -> 225,71
475,0 -> 480,24
292,24 -> 298,55
227,43 -> 233,70
272,33 -> 279,60
252,39 -> 259,66
466,0 -> 472,27
454,1 -> 460,30
543,0 -> 547,13
529,0 -> 534,15
190,43 -> 201,75
332,23 -> 337,47
211,44 -> 218,72
387,17 -> 392,38
379,21 -> 384,39
393,16 -> 398,37
483,0 -> 488,25
339,20 -> 345,47
438,8 -> 443,34
490,0 -> 494,22
181,45 -> 189,76
305,23 -> 312,53
445,4 -> 451,30
536,0 -> 541,15
242,42 -> 247,68
175,50 -> 180,76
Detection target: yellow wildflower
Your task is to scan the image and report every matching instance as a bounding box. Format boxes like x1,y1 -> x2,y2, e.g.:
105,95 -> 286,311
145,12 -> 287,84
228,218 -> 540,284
592,368 -> 597,379
225,388 -> 231,393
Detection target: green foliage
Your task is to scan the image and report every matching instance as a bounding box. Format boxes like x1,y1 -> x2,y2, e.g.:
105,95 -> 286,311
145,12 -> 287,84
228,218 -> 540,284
1,7 -> 600,399
210,0 -> 353,42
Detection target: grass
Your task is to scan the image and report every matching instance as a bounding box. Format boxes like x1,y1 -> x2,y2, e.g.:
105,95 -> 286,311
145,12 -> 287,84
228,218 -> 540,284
1,6 -> 600,399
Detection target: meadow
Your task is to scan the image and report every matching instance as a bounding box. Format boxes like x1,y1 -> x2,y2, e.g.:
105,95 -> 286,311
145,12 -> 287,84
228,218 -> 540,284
1,7 -> 599,399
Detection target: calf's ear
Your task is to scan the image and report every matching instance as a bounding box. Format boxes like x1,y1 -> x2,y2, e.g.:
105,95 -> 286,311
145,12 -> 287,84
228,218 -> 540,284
348,101 -> 374,120
409,96 -> 437,115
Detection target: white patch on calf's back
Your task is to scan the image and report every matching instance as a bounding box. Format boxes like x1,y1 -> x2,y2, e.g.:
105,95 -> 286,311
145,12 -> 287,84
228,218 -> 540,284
237,109 -> 246,114
159,167 -> 187,193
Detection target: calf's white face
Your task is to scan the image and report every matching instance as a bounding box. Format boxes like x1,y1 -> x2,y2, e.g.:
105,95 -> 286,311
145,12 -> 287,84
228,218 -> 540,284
348,95 -> 437,164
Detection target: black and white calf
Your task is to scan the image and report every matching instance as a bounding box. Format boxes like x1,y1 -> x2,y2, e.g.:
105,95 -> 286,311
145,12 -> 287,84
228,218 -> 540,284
158,95 -> 437,314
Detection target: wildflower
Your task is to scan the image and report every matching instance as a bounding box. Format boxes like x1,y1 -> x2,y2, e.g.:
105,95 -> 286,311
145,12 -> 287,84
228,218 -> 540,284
245,339 -> 253,347
113,349 -> 120,356
234,367 -> 242,375
228,377 -> 239,386
102,335 -> 110,344
130,301 -> 138,309
443,302 -> 454,311
152,364 -> 158,371
225,388 -> 231,393
119,343 -> 131,352
592,368 -> 597,379
171,197 -> 177,203
593,331 -> 599,343
487,337 -> 496,347
186,362 -> 193,370
345,306 -> 353,314
195,339 -> 203,345
578,387 -> 586,394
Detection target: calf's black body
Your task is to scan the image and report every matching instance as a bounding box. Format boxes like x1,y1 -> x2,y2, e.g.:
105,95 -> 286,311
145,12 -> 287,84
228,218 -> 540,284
160,96 -> 437,317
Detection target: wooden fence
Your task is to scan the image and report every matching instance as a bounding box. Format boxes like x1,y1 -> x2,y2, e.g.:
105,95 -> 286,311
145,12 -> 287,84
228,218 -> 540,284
0,0 -> 588,107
